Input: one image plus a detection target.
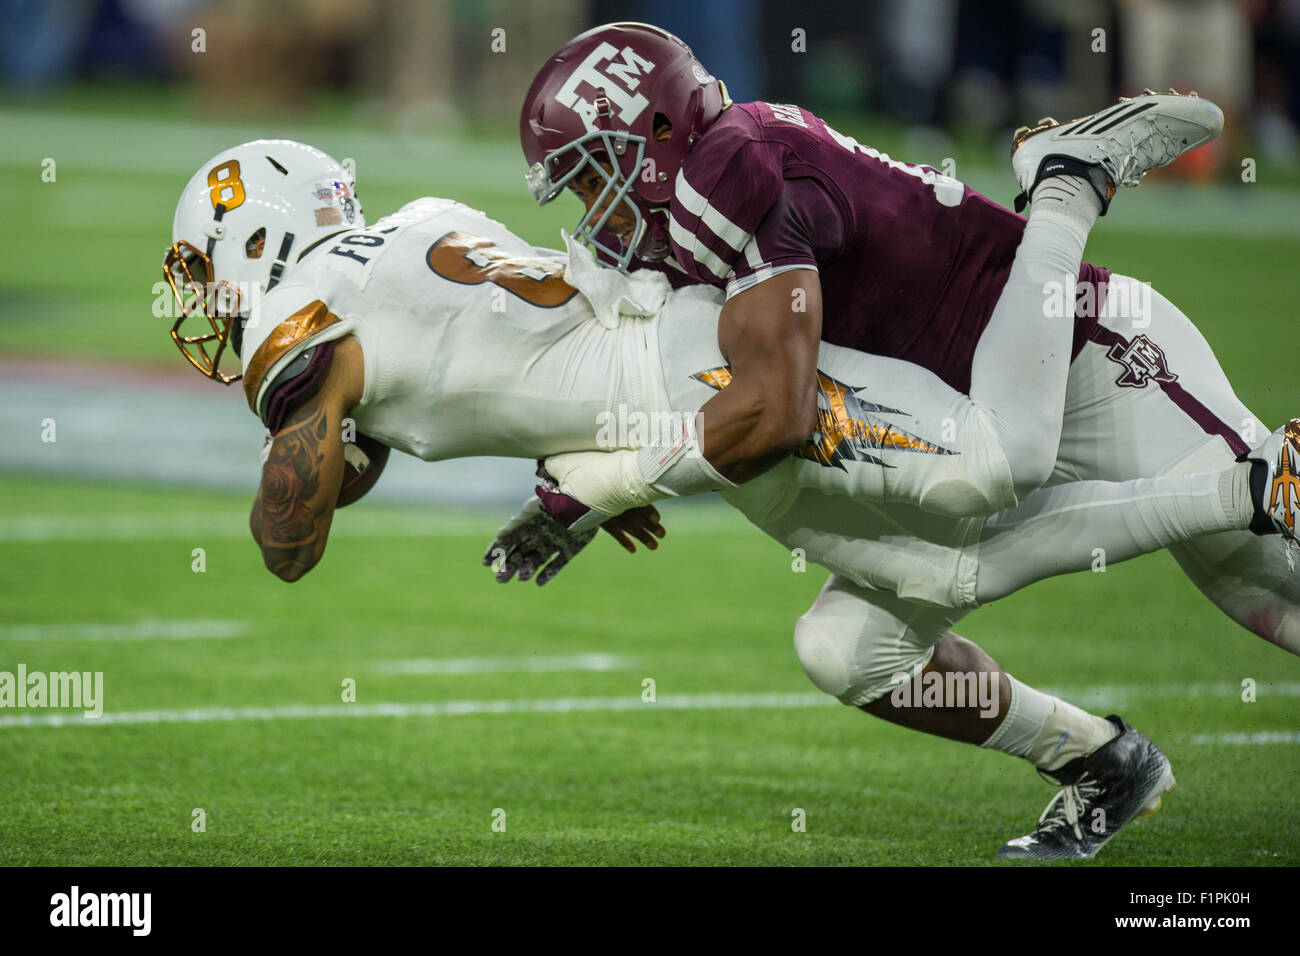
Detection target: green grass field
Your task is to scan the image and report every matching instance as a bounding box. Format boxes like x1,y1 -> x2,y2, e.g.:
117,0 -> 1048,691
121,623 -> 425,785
1,88 -> 1298,866
0,477 -> 1296,866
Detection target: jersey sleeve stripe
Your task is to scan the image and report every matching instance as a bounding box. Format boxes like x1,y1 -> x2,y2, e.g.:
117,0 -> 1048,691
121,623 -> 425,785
673,171 -> 752,253
668,212 -> 732,280
725,263 -> 817,299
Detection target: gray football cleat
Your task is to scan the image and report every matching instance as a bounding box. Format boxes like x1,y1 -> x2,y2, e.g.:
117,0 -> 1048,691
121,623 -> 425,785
997,715 -> 1176,860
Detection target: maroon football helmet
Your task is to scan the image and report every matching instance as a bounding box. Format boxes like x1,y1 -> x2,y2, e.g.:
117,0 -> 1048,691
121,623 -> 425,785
520,22 -> 730,270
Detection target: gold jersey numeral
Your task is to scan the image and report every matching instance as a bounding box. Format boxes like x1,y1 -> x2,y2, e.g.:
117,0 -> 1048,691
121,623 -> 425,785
426,231 -> 577,308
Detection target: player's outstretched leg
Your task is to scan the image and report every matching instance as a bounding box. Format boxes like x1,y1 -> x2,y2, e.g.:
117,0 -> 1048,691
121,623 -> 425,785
971,433 -> 1300,604
970,91 -> 1225,502
794,579 -> 1175,859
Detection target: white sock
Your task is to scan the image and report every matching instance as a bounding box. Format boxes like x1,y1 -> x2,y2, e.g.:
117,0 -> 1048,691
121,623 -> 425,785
980,675 -> 1119,771
1028,698 -> 1120,771
1220,461 -> 1256,528
968,203 -> 1092,497
1030,174 -> 1103,230
980,674 -> 1053,758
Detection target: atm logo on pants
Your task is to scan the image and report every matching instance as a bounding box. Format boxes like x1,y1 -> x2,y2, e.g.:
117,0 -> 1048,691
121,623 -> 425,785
1105,333 -> 1178,388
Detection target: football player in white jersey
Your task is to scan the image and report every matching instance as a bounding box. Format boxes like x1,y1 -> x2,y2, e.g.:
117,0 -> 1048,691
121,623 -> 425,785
164,140 -> 1299,860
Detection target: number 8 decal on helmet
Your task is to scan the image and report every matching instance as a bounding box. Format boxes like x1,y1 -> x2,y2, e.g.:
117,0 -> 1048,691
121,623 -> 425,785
206,160 -> 246,212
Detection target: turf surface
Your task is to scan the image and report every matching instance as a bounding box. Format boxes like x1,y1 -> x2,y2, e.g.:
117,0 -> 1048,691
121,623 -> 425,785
2,89 -> 1298,866
0,477 -> 1296,865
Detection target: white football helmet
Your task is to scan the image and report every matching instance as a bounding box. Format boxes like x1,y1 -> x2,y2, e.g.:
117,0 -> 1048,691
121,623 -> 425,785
163,139 -> 364,383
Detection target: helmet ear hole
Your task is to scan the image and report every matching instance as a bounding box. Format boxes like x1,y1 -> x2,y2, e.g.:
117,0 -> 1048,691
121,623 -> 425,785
653,113 -> 673,142
245,227 -> 267,259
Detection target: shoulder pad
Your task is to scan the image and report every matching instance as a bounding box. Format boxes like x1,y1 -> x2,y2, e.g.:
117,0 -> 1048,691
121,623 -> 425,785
242,299 -> 340,415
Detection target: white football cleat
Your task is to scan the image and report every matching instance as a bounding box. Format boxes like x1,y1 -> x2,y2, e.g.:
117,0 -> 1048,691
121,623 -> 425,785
1242,419 -> 1300,540
1012,89 -> 1224,215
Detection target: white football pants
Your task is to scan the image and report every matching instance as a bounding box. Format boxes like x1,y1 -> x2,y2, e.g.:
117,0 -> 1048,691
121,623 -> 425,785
758,276 -> 1299,705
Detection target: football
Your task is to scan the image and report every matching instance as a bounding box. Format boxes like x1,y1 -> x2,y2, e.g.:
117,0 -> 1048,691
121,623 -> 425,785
337,432 -> 389,507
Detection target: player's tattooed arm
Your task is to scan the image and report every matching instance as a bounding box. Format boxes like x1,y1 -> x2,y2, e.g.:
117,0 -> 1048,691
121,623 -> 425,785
250,401 -> 340,581
248,336 -> 364,581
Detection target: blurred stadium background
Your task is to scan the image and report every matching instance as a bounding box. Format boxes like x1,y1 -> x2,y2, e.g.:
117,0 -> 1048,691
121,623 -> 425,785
1,0 -> 1297,866
5,0 -> 1300,499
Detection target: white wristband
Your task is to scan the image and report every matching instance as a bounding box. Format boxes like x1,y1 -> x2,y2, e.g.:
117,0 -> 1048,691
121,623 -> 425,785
638,437 -> 735,499
545,424 -> 735,517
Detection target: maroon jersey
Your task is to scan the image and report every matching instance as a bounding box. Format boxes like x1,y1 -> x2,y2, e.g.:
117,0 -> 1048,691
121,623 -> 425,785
666,101 -> 1108,394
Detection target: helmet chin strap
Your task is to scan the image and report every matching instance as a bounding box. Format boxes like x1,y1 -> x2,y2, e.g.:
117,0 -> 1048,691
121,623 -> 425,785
203,203 -> 227,259
228,229 -> 295,360
230,314 -> 245,358
633,208 -> 671,261
266,231 -> 296,292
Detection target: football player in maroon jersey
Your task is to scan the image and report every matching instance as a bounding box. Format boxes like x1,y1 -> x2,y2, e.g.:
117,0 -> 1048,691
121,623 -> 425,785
519,23 -> 1220,505
507,22 -> 1299,858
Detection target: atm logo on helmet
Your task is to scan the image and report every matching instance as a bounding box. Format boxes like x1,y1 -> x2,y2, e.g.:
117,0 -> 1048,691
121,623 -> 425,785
555,42 -> 657,133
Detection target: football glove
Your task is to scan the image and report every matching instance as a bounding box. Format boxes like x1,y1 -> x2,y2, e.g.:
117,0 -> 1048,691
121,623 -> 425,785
482,495 -> 598,586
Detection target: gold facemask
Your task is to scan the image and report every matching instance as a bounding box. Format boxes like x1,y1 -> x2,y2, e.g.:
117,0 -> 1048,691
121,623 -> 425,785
161,239 -> 244,385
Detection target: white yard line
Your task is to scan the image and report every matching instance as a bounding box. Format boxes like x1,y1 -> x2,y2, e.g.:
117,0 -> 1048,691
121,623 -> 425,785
2,679 -> 1298,734
0,619 -> 248,642
0,692 -> 834,729
1039,681 -> 1300,708
1184,731 -> 1300,745
0,109 -> 526,192
373,654 -> 628,675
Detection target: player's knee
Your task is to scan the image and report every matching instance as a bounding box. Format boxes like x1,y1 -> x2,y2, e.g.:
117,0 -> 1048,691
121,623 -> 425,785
918,480 -> 1003,518
913,406 -> 1019,518
793,604 -> 936,705
1170,536 -> 1300,657
793,612 -> 855,699
1003,433 -> 1057,500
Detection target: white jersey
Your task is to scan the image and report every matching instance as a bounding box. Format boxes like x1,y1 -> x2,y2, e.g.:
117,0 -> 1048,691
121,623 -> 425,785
237,196 -> 986,607
653,301 -> 984,608
239,197 -> 695,460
